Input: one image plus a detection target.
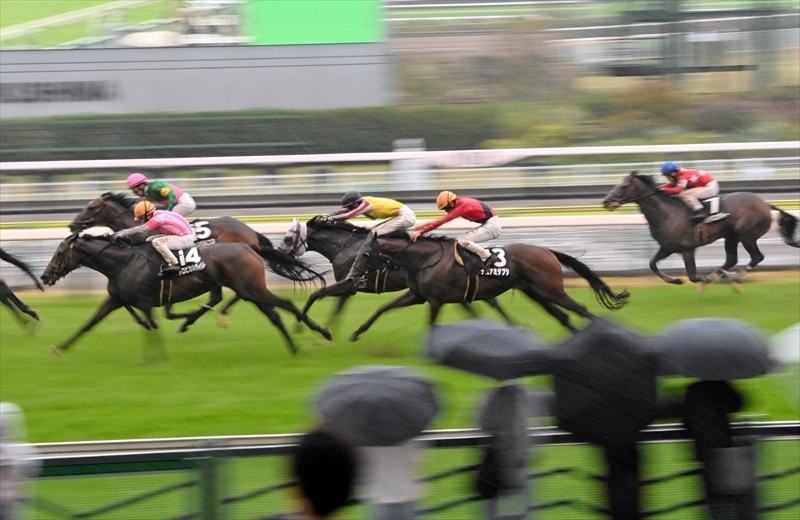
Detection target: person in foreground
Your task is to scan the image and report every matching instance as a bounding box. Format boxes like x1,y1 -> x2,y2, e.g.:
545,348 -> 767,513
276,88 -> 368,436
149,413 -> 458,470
126,172 -> 197,216
292,424 -> 358,520
659,161 -> 724,224
110,200 -> 196,276
410,190 -> 502,267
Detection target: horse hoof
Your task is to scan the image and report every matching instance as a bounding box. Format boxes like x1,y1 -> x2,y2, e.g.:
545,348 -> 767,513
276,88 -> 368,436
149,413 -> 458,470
217,315 -> 231,328
731,282 -> 742,294
47,346 -> 63,358
347,333 -> 360,342
668,278 -> 683,285
321,329 -> 332,341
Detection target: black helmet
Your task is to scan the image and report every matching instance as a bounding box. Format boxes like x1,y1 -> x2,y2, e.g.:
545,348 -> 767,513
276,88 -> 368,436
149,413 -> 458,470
341,191 -> 362,208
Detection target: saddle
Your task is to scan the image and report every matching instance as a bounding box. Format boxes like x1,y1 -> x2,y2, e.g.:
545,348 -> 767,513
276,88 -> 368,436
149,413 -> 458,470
694,197 -> 730,225
157,246 -> 207,279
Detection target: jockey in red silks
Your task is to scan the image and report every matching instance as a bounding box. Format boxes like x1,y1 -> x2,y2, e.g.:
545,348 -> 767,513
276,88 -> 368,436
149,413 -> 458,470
659,162 -> 723,223
410,190 -> 502,267
111,200 -> 196,274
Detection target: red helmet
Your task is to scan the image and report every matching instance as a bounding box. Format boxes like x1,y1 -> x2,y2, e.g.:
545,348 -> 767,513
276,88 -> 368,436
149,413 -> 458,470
127,173 -> 148,190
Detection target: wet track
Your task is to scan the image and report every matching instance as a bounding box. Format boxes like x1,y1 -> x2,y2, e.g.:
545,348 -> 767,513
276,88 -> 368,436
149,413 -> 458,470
2,197 -> 797,291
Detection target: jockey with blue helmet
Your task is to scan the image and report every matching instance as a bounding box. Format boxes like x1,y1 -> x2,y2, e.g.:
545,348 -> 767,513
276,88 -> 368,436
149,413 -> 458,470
659,161 -> 722,224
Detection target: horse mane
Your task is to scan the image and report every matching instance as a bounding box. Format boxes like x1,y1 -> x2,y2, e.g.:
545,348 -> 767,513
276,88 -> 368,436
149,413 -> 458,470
101,192 -> 137,209
306,216 -> 451,242
631,171 -> 686,206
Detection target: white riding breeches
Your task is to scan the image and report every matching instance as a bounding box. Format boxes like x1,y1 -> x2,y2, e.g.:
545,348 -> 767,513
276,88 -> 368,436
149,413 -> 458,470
457,216 -> 502,260
680,180 -> 719,211
152,234 -> 196,265
172,193 -> 197,216
370,205 -> 416,236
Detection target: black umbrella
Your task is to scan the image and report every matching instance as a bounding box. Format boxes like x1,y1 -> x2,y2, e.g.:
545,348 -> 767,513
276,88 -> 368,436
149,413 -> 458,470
426,320 -> 554,381
653,318 -> 771,380
316,365 -> 440,447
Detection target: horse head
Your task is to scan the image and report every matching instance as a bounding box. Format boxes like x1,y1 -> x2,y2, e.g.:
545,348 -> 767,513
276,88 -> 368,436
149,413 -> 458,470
279,218 -> 308,257
41,232 -> 83,286
602,171 -> 658,210
69,192 -> 137,232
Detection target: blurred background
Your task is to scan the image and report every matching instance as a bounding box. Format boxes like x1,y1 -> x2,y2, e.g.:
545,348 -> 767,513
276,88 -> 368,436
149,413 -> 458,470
0,1 -> 798,519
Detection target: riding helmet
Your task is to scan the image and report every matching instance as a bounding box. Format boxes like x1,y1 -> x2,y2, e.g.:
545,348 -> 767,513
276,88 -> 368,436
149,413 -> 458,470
127,172 -> 148,190
436,190 -> 457,210
134,200 -> 156,220
661,161 -> 679,176
341,191 -> 362,208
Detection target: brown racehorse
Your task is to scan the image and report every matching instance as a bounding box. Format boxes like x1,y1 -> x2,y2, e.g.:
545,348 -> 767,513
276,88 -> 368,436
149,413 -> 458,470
41,234 -> 331,355
277,217 -> 517,326
602,171 -> 799,289
303,224 -> 630,341
69,192 -> 320,282
1,248 -> 43,327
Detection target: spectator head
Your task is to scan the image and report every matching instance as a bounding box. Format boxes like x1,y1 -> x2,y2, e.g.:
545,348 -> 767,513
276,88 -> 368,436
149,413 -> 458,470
293,424 -> 358,519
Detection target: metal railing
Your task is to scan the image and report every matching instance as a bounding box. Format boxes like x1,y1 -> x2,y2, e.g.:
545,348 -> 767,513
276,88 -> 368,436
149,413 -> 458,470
26,422 -> 800,520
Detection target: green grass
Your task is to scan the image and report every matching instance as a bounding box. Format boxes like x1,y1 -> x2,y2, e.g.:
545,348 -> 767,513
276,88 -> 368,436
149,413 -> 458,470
2,278 -> 799,519
1,278 -> 798,443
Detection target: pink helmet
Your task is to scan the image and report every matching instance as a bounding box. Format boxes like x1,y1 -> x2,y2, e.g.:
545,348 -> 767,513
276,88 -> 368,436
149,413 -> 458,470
126,173 -> 148,190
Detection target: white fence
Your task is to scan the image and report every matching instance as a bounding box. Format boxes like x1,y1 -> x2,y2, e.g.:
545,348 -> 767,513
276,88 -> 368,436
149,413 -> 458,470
1,142 -> 798,203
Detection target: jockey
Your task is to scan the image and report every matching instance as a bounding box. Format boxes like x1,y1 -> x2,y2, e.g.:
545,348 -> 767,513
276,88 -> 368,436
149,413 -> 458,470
111,200 -> 196,274
659,162 -> 721,223
126,173 -> 196,217
410,191 -> 502,267
327,191 -> 416,286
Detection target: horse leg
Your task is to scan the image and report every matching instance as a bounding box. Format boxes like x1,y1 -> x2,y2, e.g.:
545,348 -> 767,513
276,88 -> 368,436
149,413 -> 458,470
177,286 -> 224,334
649,246 -> 682,284
520,286 -> 581,333
327,295 -> 351,328
0,282 -> 39,322
681,251 -> 707,285
731,237 -> 766,290
302,279 -> 358,316
348,290 -> 425,342
459,302 -> 480,319
711,237 -> 740,279
484,297 -> 516,326
217,295 -> 242,327
252,301 -> 299,355
141,307 -> 167,363
51,296 -> 123,353
124,304 -> 152,330
0,293 -> 26,327
248,290 -> 332,342
429,302 -> 444,325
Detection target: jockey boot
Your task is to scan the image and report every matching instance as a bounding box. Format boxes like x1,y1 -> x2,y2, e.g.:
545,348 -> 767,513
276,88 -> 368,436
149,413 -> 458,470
483,251 -> 500,267
691,210 -> 706,224
159,263 -> 182,278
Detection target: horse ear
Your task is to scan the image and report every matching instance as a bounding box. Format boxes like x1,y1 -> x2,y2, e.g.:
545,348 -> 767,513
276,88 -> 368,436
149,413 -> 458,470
630,170 -> 639,176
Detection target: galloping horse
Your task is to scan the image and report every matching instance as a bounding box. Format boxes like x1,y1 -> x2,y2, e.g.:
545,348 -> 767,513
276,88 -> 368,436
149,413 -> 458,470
1,248 -> 43,327
303,223 -> 630,341
40,234 -> 331,355
602,172 -> 799,288
70,192 -> 320,283
278,217 -> 517,326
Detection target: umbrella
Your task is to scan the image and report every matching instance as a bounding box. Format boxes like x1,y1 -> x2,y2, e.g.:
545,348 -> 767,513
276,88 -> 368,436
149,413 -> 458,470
768,323 -> 800,367
316,365 -> 440,447
426,320 -> 554,381
653,318 -> 771,380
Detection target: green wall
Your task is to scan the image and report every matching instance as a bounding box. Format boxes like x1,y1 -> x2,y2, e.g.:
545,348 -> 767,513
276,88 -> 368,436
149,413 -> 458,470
242,0 -> 384,45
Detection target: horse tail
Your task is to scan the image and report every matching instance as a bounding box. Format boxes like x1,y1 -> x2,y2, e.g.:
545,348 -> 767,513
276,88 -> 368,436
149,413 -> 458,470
550,250 -> 630,310
770,205 -> 800,248
0,248 -> 42,290
249,244 -> 326,286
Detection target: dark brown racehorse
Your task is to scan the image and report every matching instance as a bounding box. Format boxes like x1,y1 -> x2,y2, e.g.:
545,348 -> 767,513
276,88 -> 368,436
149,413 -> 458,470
303,223 -> 630,341
1,248 -> 43,327
277,217 -> 517,326
40,234 -> 331,355
602,171 -> 799,288
69,192 -> 320,283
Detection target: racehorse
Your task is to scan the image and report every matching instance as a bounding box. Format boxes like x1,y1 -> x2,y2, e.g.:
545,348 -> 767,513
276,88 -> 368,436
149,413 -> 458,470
69,192 -> 324,319
277,217 -> 517,326
1,248 -> 43,327
602,171 -> 799,289
40,234 -> 332,355
302,222 -> 630,341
